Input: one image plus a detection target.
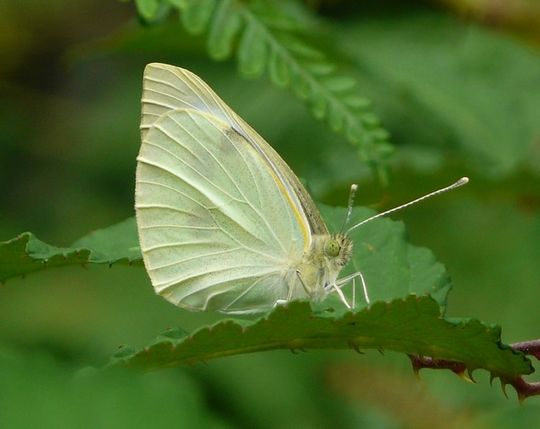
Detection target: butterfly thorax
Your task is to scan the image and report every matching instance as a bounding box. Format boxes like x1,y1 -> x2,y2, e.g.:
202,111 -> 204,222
294,234 -> 353,301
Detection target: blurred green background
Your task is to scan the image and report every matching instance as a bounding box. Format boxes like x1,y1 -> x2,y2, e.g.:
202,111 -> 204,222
1,0 -> 540,427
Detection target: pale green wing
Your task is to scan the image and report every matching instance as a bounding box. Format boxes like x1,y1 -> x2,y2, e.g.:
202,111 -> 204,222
141,63 -> 328,237
135,109 -> 309,313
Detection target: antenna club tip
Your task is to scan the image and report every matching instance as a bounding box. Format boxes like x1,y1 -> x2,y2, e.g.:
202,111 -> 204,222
351,184 -> 358,191
456,177 -> 469,186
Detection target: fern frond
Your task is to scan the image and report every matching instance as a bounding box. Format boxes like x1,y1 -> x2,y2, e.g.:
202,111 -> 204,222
134,0 -> 392,168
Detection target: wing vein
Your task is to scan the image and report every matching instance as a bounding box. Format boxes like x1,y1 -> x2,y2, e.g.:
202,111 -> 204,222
153,123 -> 204,163
137,179 -> 210,210
172,112 -> 287,253
139,224 -> 219,231
138,157 -> 274,250
143,87 -> 199,111
139,143 -> 238,201
222,273 -> 277,311
136,204 -> 200,218
147,246 -> 243,271
157,265 -> 279,291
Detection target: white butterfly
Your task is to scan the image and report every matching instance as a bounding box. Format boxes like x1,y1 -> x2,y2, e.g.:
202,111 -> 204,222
135,63 -> 467,314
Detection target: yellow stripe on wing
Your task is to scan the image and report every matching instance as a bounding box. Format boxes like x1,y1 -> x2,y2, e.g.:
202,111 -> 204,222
259,155 -> 311,251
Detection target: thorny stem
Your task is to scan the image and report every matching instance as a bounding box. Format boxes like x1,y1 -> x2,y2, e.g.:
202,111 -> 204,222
511,340 -> 540,360
409,338 -> 540,400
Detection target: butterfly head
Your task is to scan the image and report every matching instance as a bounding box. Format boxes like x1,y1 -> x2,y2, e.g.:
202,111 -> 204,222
323,234 -> 353,267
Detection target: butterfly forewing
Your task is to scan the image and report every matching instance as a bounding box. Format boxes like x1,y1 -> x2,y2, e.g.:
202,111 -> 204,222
141,63 -> 328,238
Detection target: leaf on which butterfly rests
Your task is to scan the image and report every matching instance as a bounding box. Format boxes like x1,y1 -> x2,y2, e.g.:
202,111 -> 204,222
0,218 -> 141,282
108,295 -> 533,382
0,233 -> 90,283
319,205 -> 451,314
71,218 -> 141,263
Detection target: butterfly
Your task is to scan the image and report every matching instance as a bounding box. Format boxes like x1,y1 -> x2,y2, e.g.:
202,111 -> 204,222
135,63 -> 468,314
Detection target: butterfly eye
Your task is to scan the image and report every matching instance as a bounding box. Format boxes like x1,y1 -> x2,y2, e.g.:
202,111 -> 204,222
324,240 -> 341,257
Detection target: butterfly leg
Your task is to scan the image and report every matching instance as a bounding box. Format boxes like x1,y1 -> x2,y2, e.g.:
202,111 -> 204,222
294,270 -> 310,296
336,271 -> 370,305
331,283 -> 352,309
274,270 -> 309,307
352,276 -> 356,310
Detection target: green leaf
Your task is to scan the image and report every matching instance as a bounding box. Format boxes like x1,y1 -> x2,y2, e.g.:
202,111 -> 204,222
179,0 -> 216,35
71,218 -> 140,263
322,76 -> 356,93
135,0 -> 161,20
341,12 -> 540,177
268,47 -> 290,87
165,0 -> 185,8
207,0 -> 242,60
343,95 -> 371,109
328,103 -> 345,132
321,205 -> 450,311
0,233 -> 89,283
237,21 -> 267,76
0,218 -> 141,282
279,35 -> 323,60
306,62 -> 335,76
108,296 -> 533,380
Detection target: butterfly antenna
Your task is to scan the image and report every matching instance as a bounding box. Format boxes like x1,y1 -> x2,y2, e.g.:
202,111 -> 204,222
346,177 -> 469,235
340,184 -> 358,233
